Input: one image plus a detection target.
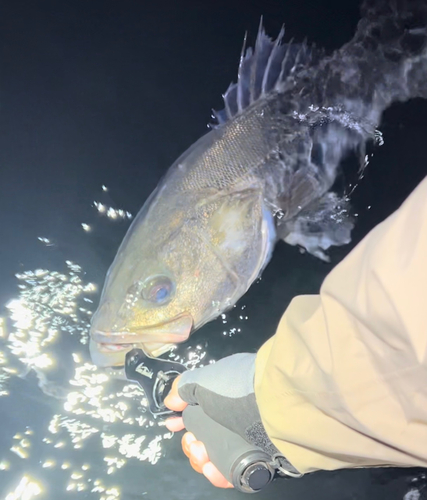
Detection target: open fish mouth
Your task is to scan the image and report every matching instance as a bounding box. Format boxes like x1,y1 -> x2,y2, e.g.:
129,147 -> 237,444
90,312 -> 193,362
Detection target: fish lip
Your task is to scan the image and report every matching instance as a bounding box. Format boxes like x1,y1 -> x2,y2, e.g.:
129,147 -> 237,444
94,341 -> 175,360
91,312 -> 193,347
91,333 -> 134,346
95,342 -> 133,352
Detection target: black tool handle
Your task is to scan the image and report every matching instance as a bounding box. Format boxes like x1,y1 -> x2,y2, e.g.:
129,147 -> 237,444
124,349 -> 275,492
183,405 -> 275,493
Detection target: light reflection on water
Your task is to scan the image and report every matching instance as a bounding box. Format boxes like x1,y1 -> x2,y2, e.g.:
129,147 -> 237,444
0,194 -> 219,500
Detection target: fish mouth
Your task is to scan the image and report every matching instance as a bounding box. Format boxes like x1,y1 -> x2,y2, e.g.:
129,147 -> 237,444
90,312 -> 193,363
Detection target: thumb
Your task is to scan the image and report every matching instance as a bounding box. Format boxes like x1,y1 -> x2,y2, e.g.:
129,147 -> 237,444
164,375 -> 188,412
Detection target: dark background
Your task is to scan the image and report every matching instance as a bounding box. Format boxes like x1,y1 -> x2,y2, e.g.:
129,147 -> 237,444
0,0 -> 426,499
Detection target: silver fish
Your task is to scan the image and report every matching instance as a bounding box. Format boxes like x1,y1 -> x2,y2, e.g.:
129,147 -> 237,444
90,0 -> 427,366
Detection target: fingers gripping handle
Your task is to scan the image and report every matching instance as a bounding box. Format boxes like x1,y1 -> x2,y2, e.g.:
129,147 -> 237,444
123,349 -> 275,493
183,405 -> 275,493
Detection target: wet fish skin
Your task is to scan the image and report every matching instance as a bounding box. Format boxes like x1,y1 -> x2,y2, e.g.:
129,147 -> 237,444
90,0 -> 427,367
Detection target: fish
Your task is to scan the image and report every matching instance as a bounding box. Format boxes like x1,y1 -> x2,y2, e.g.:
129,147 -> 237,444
90,0 -> 427,367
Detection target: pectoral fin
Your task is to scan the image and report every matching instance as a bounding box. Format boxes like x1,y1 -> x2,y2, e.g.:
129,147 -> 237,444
278,192 -> 354,261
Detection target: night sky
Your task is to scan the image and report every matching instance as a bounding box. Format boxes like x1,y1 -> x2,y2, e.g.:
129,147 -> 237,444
0,0 -> 426,499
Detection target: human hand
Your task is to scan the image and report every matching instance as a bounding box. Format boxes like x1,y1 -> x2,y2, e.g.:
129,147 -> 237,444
162,353 -> 285,490
164,376 -> 233,488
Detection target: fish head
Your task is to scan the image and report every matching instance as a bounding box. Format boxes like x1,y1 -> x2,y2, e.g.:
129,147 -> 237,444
90,177 -> 276,367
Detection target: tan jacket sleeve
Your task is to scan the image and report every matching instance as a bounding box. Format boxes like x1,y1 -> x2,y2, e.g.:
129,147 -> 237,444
254,176 -> 427,474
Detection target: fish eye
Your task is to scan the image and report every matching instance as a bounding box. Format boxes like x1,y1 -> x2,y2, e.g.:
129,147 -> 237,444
141,275 -> 174,305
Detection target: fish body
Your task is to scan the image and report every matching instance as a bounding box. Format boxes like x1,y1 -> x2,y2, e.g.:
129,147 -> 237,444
90,0 -> 427,367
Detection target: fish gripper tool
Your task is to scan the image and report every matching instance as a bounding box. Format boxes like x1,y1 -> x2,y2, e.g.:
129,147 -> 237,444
125,348 -> 186,418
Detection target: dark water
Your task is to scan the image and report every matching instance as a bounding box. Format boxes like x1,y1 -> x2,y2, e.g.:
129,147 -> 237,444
1,0 -> 427,499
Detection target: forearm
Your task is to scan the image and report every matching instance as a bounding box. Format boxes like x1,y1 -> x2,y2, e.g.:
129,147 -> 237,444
255,176 -> 427,473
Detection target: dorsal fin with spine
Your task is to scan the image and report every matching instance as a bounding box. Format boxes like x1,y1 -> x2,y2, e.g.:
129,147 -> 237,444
211,21 -> 322,126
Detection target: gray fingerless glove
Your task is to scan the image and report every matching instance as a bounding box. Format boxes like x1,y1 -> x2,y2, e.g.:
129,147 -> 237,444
178,352 -> 299,475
